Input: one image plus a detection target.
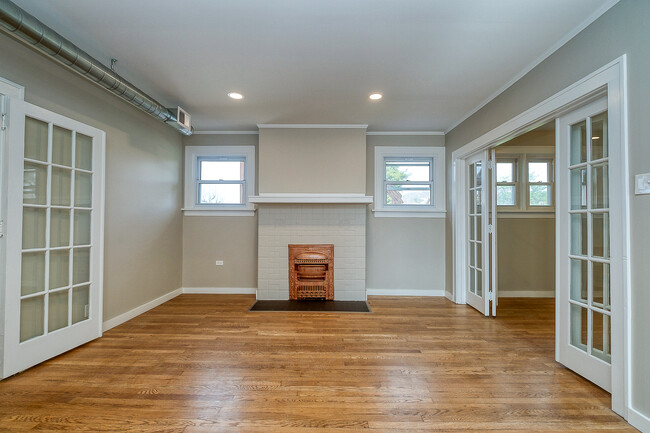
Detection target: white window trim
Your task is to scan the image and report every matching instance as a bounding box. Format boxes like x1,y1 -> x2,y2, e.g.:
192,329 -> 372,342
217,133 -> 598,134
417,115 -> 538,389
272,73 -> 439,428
373,146 -> 445,218
495,146 -> 555,215
183,145 -> 256,216
495,158 -> 519,208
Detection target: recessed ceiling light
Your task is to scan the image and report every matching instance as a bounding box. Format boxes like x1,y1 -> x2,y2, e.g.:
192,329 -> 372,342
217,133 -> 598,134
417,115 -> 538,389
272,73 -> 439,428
369,93 -> 383,101
228,92 -> 244,100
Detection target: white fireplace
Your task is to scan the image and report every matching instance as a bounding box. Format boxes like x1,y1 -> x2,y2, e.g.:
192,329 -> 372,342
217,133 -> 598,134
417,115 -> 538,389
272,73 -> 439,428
252,195 -> 371,301
253,125 -> 371,301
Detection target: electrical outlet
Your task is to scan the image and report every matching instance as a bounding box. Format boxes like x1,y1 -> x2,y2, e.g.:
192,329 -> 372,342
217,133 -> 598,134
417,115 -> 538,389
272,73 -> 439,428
215,260 -> 224,266
84,304 -> 89,319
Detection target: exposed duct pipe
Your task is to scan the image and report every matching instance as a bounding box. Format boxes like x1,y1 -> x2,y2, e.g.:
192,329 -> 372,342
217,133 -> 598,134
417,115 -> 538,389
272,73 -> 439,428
0,0 -> 192,135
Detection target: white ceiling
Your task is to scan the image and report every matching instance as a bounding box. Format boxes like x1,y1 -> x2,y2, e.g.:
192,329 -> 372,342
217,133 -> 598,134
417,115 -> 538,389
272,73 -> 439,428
13,0 -> 617,132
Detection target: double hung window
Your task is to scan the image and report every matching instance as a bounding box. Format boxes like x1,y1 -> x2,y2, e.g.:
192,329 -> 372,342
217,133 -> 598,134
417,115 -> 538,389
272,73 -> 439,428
495,152 -> 554,212
184,146 -> 255,215
373,146 -> 445,217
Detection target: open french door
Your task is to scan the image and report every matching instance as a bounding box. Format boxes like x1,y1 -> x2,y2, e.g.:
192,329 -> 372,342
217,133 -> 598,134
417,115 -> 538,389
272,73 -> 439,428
557,96 -> 612,391
489,149 -> 498,316
465,151 -> 492,315
1,97 -> 105,378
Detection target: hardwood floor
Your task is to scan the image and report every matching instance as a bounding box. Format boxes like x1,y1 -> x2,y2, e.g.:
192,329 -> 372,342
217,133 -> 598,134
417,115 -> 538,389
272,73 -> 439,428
0,295 -> 634,432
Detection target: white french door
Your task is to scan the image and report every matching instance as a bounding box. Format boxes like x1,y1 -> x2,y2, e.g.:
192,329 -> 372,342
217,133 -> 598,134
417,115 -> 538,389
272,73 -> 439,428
1,97 -> 105,378
489,149 -> 498,316
465,151 -> 491,315
557,97 -> 612,391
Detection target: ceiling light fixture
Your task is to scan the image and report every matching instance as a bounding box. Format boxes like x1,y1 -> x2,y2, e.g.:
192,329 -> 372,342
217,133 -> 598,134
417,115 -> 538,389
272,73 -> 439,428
228,92 -> 244,100
369,93 -> 383,101
592,136 -> 600,139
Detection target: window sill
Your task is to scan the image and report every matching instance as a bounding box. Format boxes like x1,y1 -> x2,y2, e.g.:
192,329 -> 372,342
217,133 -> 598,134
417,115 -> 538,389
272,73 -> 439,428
372,209 -> 446,218
497,211 -> 554,219
182,208 -> 256,217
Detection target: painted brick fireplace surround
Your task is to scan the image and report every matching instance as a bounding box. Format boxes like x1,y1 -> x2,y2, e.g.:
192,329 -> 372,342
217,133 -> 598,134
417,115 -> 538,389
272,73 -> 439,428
256,204 -> 367,301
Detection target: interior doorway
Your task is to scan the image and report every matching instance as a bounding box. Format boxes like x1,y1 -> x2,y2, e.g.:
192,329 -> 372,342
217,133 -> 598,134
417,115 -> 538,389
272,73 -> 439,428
451,57 -> 629,415
494,121 -> 556,301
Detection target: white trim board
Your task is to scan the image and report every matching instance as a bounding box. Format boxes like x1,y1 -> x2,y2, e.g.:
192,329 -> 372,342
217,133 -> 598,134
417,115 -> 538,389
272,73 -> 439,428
366,289 -> 445,297
372,209 -> 445,218
249,193 -> 373,204
193,130 -> 259,135
499,291 -> 555,298
0,76 -> 24,99
194,130 -> 443,136
628,407 -> 650,433
257,124 -> 367,129
182,287 -> 257,295
102,288 -> 182,332
444,0 -> 620,134
366,131 -> 444,136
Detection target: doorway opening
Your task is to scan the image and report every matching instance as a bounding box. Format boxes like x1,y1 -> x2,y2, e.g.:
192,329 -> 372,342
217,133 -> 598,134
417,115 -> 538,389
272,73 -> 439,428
451,56 -> 629,416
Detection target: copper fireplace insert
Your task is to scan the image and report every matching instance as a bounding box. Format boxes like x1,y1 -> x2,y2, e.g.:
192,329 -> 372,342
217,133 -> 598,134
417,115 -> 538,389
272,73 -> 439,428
288,244 -> 334,300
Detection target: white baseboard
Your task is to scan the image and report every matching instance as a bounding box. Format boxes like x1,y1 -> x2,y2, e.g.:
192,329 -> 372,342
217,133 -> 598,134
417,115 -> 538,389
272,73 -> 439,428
629,407 -> 650,433
102,288 -> 182,332
366,288 -> 445,297
499,290 -> 555,298
182,287 -> 257,294
445,291 -> 453,301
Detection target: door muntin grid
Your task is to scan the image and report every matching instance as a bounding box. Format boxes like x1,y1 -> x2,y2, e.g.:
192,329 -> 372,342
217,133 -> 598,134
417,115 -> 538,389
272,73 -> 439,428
467,161 -> 483,297
567,110 -> 611,364
20,116 -> 94,343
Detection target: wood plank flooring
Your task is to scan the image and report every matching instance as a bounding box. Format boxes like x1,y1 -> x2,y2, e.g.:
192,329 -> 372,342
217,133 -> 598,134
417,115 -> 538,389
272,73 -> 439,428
0,295 -> 635,432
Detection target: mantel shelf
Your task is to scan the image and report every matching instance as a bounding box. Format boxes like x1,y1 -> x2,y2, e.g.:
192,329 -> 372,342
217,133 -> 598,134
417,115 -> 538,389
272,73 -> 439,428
248,194 -> 374,204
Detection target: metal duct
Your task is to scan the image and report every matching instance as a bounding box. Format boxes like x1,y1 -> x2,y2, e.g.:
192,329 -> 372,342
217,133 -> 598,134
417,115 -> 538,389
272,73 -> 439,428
0,0 -> 192,135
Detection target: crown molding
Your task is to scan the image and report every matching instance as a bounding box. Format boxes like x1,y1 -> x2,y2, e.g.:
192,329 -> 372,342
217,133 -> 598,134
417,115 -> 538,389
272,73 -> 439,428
193,130 -> 259,135
366,131 -> 444,136
444,0 -> 620,134
257,124 -> 368,129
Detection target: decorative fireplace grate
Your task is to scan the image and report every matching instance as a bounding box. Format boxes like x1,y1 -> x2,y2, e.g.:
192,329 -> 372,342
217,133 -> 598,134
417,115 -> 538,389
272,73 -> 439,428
289,244 -> 334,300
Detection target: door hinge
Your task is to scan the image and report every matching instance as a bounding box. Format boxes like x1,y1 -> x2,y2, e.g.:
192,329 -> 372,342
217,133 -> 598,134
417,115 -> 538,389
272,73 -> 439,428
0,112 -> 7,131
487,160 -> 494,170
487,224 -> 494,234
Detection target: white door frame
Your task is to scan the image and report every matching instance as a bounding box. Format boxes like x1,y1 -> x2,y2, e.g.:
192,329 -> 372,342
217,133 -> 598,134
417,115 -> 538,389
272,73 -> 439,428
451,55 -> 630,417
0,77 -> 24,377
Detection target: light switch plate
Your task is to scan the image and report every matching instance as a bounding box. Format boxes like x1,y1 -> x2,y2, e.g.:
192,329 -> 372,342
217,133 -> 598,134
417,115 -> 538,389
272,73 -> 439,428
635,173 -> 650,195
215,260 -> 224,266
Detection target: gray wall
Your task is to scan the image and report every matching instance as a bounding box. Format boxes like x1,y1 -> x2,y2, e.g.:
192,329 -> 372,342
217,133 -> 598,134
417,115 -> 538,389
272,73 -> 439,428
181,133 -> 448,294
258,128 -> 366,194
181,134 -> 258,289
497,218 -> 555,295
0,34 -> 184,322
366,135 -> 446,293
444,0 -> 650,417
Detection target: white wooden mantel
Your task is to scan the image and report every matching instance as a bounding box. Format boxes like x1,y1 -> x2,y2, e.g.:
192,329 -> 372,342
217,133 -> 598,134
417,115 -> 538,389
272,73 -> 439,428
248,193 -> 373,204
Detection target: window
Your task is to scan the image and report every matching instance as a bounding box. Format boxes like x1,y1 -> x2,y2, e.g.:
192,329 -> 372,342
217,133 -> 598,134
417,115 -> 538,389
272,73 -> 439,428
527,159 -> 553,206
198,158 -> 245,205
495,151 -> 554,213
184,146 -> 255,215
373,146 -> 445,217
496,159 -> 517,206
385,158 -> 432,206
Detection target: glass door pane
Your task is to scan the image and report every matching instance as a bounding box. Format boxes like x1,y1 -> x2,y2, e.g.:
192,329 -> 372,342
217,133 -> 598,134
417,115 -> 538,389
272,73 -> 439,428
19,117 -> 95,344
567,110 -> 611,364
465,151 -> 490,316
